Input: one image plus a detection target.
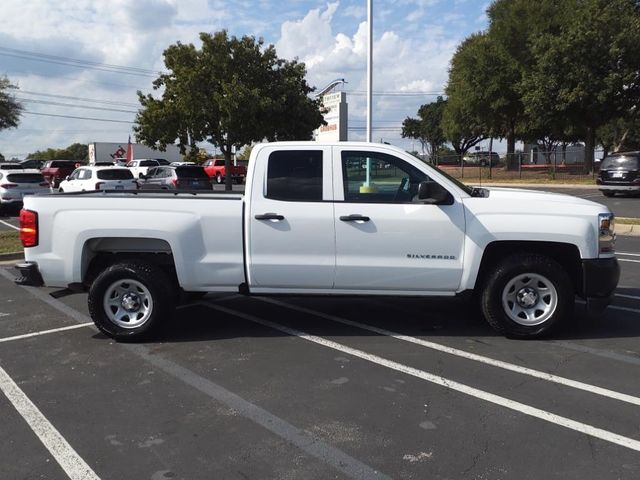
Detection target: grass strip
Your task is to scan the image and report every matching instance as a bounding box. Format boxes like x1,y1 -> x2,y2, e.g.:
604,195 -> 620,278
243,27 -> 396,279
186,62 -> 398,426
0,231 -> 22,254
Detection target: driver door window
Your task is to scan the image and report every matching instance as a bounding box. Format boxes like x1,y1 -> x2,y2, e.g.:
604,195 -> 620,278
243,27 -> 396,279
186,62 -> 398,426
341,151 -> 428,203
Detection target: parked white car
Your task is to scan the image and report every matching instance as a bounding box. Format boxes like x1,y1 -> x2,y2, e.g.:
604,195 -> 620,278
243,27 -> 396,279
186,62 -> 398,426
0,169 -> 50,211
58,166 -> 137,192
126,159 -> 160,178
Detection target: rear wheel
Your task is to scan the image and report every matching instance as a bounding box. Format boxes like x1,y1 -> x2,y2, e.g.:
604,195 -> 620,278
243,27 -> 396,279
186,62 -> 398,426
88,261 -> 175,341
480,253 -> 573,338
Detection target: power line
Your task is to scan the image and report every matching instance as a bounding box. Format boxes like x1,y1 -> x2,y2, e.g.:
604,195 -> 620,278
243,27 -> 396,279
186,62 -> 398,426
5,70 -> 149,90
0,46 -> 161,77
23,111 -> 135,124
19,90 -> 139,107
346,90 -> 444,97
16,97 -> 138,114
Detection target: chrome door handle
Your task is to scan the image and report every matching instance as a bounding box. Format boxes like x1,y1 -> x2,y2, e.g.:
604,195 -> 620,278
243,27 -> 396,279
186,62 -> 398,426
255,213 -> 285,221
339,214 -> 370,222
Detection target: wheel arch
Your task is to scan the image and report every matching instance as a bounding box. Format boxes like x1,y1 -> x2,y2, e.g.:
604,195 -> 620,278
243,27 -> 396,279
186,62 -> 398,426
81,237 -> 178,287
473,241 -> 582,294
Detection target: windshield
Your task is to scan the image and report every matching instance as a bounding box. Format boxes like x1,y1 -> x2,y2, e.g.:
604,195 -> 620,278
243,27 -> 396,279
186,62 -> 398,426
97,169 -> 134,180
423,162 -> 474,195
139,160 -> 159,167
7,173 -> 45,183
51,161 -> 76,168
600,155 -> 639,170
176,166 -> 208,178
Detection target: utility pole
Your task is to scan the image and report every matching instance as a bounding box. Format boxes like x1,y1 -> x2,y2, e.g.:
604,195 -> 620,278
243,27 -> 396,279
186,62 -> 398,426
366,0 -> 373,143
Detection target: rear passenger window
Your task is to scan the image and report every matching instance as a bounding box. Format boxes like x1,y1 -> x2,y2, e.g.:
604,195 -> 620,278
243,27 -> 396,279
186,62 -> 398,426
266,151 -> 323,201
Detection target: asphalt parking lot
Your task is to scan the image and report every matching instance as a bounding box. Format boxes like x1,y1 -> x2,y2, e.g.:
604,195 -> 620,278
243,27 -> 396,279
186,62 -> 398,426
1,234 -> 640,479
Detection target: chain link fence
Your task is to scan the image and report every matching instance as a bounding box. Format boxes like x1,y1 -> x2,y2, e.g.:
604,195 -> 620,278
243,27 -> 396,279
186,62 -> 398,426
429,150 -> 603,182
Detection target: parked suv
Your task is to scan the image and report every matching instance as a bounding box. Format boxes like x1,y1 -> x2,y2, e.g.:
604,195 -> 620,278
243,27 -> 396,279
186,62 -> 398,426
463,151 -> 500,167
41,160 -> 77,188
597,151 -> 640,197
58,166 -> 137,192
0,169 -> 50,212
138,165 -> 212,190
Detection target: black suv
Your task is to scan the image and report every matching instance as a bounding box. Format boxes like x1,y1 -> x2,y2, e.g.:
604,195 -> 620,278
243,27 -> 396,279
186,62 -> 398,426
597,151 -> 640,197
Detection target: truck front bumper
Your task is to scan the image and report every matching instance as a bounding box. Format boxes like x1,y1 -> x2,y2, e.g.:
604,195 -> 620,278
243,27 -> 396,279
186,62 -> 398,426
14,261 -> 44,287
582,257 -> 620,313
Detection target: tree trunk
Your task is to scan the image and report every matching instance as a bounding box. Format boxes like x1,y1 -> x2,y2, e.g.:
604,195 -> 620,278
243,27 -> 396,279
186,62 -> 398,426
506,130 -> 517,170
584,127 -> 595,173
224,146 -> 233,191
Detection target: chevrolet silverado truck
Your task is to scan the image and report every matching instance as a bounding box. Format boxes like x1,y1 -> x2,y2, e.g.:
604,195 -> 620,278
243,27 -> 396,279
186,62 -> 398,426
14,142 -> 619,341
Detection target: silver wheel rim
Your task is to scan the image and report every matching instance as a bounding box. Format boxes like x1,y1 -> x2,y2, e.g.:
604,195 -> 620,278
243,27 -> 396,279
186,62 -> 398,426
103,279 -> 154,329
501,273 -> 558,326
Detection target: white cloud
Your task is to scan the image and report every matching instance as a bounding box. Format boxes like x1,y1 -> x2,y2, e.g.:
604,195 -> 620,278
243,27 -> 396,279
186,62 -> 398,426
0,0 -> 486,155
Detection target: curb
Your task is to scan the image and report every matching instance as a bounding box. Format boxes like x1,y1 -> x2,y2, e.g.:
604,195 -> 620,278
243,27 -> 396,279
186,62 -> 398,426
0,252 -> 23,262
464,182 -> 597,189
615,224 -> 640,237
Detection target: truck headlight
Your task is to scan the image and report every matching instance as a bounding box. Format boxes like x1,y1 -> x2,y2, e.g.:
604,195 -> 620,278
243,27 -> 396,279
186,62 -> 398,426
598,213 -> 615,255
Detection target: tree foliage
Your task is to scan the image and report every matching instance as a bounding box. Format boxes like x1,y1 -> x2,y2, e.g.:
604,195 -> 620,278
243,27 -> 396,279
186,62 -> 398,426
402,96 -> 447,159
444,0 -> 640,171
135,31 -> 324,189
26,142 -> 88,161
0,76 -> 22,131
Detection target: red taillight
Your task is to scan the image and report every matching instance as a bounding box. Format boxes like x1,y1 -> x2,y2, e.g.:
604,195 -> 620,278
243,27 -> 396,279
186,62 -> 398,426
95,181 -> 105,190
0,183 -> 18,189
19,209 -> 38,248
172,178 -> 179,187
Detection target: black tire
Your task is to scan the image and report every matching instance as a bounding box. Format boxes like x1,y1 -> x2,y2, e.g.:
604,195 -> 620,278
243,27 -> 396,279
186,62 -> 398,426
602,191 -> 615,197
58,188 -> 64,193
480,253 -> 573,338
88,261 -> 175,342
216,173 -> 223,184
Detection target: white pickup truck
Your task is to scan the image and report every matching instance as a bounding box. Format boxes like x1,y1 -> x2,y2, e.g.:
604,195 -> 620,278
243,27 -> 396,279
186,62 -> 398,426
15,142 -> 619,341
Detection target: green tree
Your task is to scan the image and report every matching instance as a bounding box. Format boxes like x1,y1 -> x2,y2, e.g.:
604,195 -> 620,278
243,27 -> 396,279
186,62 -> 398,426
520,0 -> 640,171
0,76 -> 22,131
26,143 -> 88,161
135,31 -> 324,190
236,144 -> 253,161
402,96 -> 447,160
598,113 -> 640,157
442,35 -> 488,156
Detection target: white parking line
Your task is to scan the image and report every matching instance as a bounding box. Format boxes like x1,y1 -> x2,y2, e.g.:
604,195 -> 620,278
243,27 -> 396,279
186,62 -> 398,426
609,305 -> 640,314
0,323 -> 93,344
254,297 -> 640,407
617,252 -> 640,257
204,302 -> 640,453
0,366 -> 100,480
619,259 -> 640,264
615,293 -> 640,301
0,219 -> 19,231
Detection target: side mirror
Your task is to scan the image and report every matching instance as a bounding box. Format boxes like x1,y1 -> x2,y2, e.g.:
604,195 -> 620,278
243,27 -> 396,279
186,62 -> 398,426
418,181 -> 453,204
65,176 -> 70,181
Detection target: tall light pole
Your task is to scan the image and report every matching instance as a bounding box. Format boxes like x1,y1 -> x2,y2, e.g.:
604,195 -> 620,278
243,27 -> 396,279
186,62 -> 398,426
366,0 -> 373,143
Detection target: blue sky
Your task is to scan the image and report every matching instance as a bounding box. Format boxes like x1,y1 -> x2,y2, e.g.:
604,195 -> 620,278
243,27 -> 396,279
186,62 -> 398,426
0,0 -> 491,158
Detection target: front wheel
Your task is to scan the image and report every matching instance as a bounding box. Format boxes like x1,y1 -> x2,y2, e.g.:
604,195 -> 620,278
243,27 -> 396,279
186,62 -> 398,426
480,253 -> 573,338
88,261 -> 175,341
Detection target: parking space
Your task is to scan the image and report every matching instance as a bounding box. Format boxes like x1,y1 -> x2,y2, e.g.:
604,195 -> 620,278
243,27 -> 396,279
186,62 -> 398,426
1,239 -> 640,479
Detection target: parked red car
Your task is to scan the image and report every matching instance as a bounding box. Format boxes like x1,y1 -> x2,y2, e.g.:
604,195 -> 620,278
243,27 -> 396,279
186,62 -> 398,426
40,160 -> 78,188
203,158 -> 247,184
